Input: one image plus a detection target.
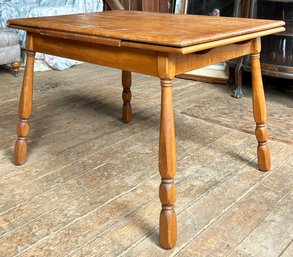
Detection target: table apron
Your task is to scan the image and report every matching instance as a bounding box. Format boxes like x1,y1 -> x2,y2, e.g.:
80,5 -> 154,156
29,33 -> 159,77
175,40 -> 255,75
28,33 -> 259,78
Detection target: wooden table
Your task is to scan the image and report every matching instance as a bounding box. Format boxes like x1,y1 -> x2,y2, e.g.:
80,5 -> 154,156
8,11 -> 285,249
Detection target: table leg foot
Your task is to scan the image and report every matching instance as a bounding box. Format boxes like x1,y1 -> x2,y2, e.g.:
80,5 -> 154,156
160,179 -> 177,249
159,79 -> 177,249
257,141 -> 271,172
122,70 -> 132,123
251,52 -> 271,172
14,119 -> 29,165
14,51 -> 35,165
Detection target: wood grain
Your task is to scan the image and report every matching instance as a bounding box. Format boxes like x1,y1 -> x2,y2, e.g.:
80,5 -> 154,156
8,11 -> 285,47
159,79 -> 177,249
14,50 -> 35,165
1,63 -> 292,256
6,10 -> 286,250
30,33 -> 158,76
121,27 -> 285,54
251,40 -> 271,172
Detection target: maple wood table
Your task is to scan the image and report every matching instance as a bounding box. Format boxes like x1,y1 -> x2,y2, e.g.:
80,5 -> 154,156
8,11 -> 285,249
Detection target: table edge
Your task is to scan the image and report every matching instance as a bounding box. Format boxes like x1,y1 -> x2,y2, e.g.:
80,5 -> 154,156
8,22 -> 285,55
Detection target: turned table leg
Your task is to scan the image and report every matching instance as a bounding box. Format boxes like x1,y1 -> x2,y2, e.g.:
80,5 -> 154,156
159,79 -> 177,249
14,51 -> 35,165
251,53 -> 271,171
122,70 -> 132,123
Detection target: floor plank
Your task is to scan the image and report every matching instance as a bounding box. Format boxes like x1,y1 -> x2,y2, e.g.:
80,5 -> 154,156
227,188 -> 293,257
173,157 -> 293,257
118,142 -> 292,257
279,241 -> 293,257
0,64 -> 292,257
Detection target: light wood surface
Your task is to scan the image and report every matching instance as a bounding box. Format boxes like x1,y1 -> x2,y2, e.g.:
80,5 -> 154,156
251,39 -> 271,171
7,11 -> 285,249
121,27 -> 285,54
159,79 -> 177,249
14,50 -> 35,165
8,11 -> 285,47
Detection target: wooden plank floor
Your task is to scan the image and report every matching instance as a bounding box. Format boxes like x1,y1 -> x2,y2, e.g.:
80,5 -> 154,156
0,64 -> 292,257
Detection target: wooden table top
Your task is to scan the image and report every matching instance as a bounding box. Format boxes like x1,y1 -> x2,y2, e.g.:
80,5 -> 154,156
8,10 -> 285,47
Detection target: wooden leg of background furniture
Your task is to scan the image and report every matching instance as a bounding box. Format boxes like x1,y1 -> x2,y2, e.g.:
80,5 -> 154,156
11,61 -> 21,77
251,53 -> 271,172
122,70 -> 132,123
159,79 -> 177,249
232,57 -> 244,98
14,51 -> 35,165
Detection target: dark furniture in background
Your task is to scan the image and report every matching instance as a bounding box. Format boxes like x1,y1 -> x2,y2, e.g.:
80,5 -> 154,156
105,0 -> 292,97
228,0 -> 293,98
255,0 -> 292,78
104,0 -> 125,10
185,0 -> 238,84
187,0 -> 235,16
104,0 -> 169,12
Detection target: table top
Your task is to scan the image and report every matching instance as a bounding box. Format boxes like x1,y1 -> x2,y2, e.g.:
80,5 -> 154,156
8,10 -> 285,47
